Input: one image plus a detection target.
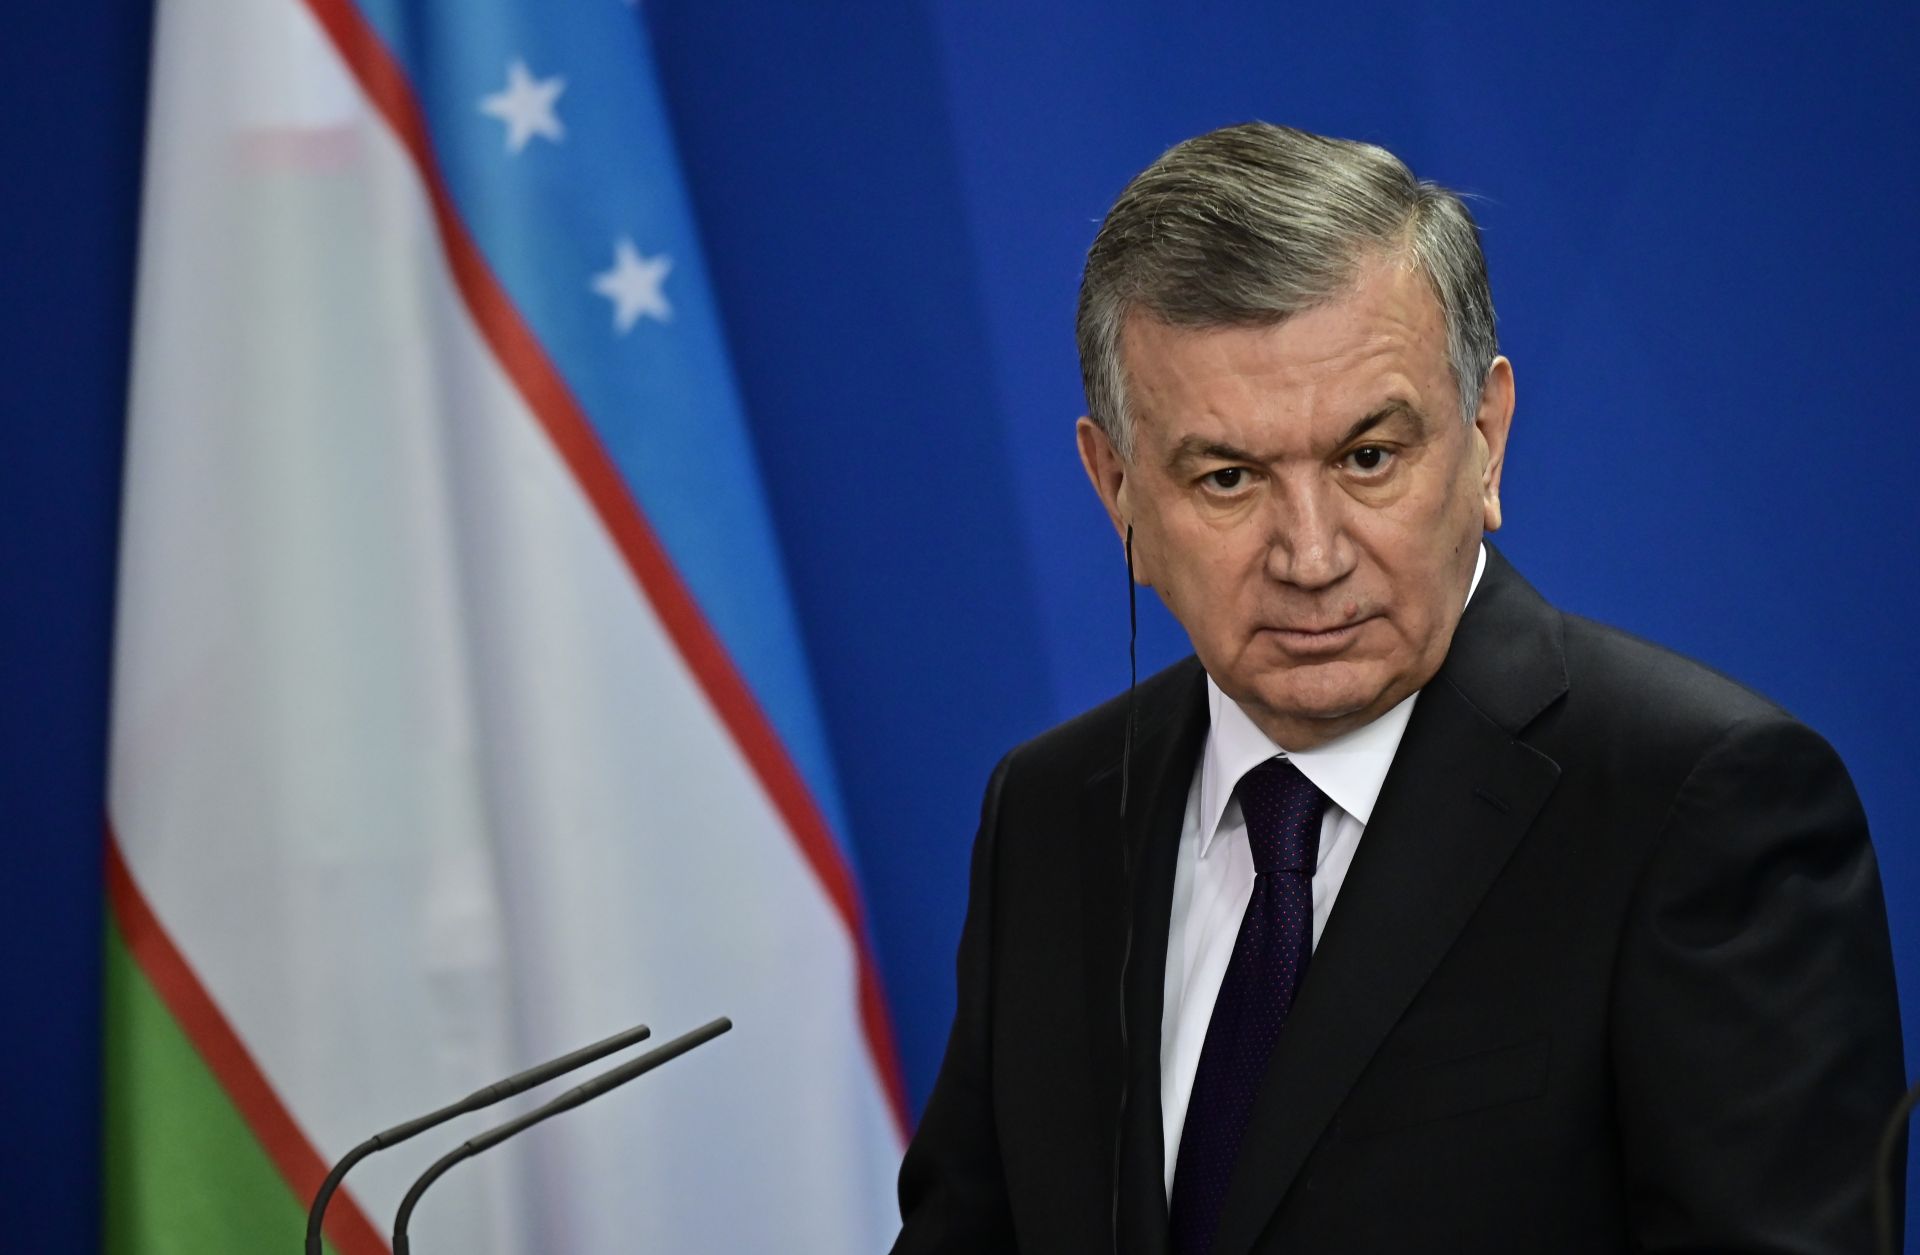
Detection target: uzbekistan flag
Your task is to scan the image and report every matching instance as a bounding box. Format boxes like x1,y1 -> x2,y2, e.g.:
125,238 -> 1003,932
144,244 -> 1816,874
104,1 -> 906,1250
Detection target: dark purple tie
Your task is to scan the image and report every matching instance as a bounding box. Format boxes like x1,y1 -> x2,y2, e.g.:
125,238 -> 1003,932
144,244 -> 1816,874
1169,757 -> 1327,1255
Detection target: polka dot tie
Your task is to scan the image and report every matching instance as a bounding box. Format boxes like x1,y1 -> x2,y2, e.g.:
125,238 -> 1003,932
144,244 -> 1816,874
1169,756 -> 1327,1255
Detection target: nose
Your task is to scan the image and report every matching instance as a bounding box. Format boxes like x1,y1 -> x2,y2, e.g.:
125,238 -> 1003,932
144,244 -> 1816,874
1263,476 -> 1355,592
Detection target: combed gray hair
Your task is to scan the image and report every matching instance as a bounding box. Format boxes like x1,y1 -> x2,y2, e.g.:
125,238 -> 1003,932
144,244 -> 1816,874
1077,122 -> 1497,458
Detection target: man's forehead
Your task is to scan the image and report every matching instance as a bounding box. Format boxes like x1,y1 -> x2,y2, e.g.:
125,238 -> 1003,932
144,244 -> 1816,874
1121,258 -> 1445,366
1120,308 -> 1445,445
1121,264 -> 1443,418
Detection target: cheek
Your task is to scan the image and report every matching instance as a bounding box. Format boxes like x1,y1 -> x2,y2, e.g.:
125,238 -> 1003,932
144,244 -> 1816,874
1357,525 -> 1456,626
1168,542 -> 1264,640
1365,528 -> 1475,649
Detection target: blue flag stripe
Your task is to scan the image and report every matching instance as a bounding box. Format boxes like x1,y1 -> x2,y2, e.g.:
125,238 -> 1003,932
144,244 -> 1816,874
338,0 -> 855,849
294,0 -> 910,1132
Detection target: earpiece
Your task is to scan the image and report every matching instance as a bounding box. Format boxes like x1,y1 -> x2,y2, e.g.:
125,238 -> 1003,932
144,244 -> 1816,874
1111,523 -> 1139,1255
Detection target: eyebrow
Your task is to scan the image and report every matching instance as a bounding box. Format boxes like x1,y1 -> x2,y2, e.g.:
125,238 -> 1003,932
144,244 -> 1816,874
1338,398 -> 1426,446
1164,399 -> 1427,470
1165,437 -> 1259,470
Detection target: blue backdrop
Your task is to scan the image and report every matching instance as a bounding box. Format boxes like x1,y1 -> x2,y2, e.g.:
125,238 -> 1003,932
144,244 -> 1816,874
4,2 -> 1915,1250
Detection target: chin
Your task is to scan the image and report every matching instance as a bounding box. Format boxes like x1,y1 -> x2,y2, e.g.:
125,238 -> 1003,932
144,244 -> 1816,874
1275,693 -> 1374,724
1248,665 -> 1388,726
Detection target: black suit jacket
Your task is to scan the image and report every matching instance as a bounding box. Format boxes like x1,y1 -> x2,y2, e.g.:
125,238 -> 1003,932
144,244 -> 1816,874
895,548 -> 1906,1254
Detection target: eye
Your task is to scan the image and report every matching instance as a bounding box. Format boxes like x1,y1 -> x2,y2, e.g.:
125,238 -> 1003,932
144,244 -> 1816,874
1345,445 -> 1394,474
1200,466 -> 1253,494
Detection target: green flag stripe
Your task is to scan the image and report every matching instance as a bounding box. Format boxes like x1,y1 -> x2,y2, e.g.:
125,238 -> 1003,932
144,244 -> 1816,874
103,913 -> 338,1253
102,830 -> 389,1254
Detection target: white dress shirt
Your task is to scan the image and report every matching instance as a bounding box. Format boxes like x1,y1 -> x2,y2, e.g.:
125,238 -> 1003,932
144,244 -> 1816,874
1159,544 -> 1486,1194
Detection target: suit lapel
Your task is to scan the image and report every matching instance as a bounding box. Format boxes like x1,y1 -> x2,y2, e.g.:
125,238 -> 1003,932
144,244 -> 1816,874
1080,660 -> 1209,1255
1209,547 -> 1568,1255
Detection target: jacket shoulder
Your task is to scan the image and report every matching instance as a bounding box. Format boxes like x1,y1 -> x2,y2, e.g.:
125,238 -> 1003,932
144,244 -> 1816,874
1549,612 -> 1812,758
998,655 -> 1204,786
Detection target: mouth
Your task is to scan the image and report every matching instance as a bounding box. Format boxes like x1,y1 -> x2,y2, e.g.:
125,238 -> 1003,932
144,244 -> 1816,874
1260,616 -> 1372,656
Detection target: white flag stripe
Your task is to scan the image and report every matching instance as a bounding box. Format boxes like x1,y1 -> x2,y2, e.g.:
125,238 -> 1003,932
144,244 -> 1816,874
110,0 -> 899,1249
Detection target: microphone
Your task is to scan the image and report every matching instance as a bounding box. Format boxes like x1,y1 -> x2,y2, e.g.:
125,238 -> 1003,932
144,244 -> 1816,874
1874,1075 -> 1918,1255
392,1015 -> 733,1254
305,1020 -> 652,1255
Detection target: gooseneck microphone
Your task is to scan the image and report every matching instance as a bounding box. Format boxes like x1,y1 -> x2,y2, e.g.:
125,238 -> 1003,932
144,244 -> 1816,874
391,1016 -> 733,1254
305,1020 -> 652,1255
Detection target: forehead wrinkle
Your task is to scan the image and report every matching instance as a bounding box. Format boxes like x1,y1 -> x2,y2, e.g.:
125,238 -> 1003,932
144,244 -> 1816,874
1122,267 -> 1452,461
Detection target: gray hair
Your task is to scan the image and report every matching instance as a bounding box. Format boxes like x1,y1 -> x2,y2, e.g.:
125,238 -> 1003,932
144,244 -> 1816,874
1076,122 -> 1497,458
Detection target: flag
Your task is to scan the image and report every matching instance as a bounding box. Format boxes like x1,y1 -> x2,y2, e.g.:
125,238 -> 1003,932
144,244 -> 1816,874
104,0 -> 906,1250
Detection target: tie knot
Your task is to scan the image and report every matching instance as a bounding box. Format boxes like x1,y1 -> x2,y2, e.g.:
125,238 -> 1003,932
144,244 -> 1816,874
1236,757 -> 1326,877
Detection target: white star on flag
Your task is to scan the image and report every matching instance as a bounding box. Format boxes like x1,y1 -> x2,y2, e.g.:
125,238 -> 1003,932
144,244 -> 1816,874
479,59 -> 565,154
593,238 -> 674,332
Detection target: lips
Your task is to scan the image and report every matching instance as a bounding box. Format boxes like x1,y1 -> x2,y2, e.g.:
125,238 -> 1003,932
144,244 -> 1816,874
1261,616 -> 1372,655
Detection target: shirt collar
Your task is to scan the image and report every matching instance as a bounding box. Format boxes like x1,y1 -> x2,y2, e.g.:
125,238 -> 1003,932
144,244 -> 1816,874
1195,542 -> 1486,859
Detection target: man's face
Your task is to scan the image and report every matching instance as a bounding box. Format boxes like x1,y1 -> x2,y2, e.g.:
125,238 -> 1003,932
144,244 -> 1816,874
1078,254 -> 1514,750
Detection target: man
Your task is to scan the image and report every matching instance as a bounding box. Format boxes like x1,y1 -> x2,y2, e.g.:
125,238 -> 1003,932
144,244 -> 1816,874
892,123 -> 1906,1253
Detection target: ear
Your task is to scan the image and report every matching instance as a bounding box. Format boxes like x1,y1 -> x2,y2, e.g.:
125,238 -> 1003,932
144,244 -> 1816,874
1077,417 -> 1155,586
1076,415 -> 1132,542
1470,356 -> 1515,533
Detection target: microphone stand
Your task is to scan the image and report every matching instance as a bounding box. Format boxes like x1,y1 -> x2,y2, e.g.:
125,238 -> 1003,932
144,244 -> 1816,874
392,1016 -> 733,1255
305,1021 -> 652,1255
